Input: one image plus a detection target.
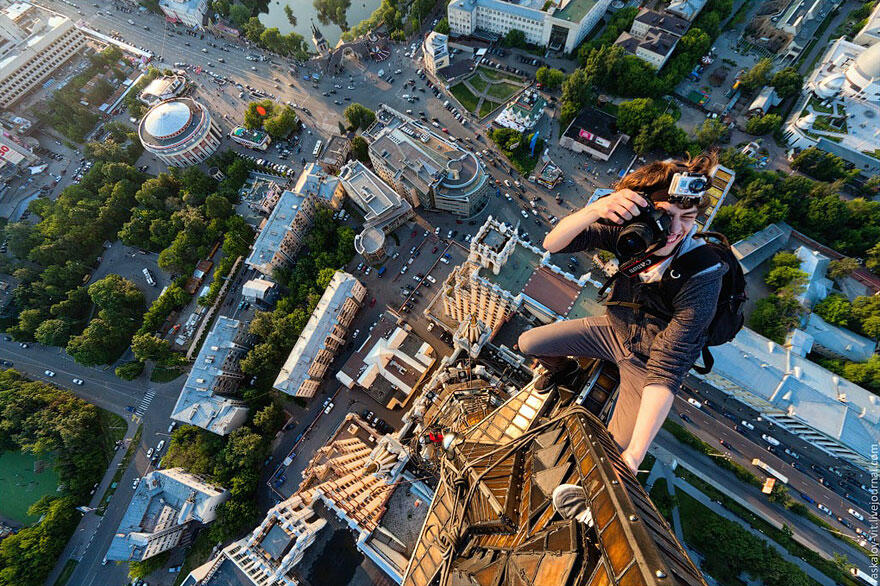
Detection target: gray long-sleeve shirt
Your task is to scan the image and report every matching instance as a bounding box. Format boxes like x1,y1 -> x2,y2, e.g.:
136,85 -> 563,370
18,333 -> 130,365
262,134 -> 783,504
560,224 -> 726,392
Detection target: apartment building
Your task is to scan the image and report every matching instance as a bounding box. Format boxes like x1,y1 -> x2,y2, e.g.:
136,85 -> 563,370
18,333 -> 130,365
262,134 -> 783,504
106,469 -> 228,562
170,316 -> 253,435
0,2 -> 86,108
365,105 -> 492,217
245,163 -> 342,277
447,0 -> 610,53
273,271 -> 366,398
338,159 -> 414,263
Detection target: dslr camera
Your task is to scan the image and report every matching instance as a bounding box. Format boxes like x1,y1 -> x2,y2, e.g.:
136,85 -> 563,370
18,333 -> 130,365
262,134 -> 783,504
597,171 -> 710,277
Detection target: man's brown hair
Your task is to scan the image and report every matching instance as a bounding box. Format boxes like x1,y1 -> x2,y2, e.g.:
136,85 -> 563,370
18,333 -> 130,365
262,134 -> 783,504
612,151 -> 718,213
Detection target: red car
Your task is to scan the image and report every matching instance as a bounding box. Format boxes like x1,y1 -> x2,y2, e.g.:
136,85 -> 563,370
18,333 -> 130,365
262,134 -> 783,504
432,246 -> 438,253
370,297 -> 376,307
441,127 -> 448,133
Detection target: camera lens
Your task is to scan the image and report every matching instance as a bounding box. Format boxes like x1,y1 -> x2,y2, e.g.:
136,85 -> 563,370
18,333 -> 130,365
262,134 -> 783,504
617,224 -> 653,258
689,178 -> 707,192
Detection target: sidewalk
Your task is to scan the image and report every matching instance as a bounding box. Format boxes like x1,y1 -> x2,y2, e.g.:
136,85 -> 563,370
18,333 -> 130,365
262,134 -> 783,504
44,415 -> 139,586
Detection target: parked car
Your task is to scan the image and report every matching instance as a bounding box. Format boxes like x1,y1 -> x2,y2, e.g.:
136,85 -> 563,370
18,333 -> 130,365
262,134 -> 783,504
72,378 -> 84,385
44,370 -> 55,377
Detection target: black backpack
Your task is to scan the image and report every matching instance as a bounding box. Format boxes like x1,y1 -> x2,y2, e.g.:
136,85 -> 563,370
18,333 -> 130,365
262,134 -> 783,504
657,231 -> 747,374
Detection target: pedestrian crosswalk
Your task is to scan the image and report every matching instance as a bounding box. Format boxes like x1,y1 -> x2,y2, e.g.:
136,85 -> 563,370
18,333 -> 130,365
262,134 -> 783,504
135,390 -> 155,418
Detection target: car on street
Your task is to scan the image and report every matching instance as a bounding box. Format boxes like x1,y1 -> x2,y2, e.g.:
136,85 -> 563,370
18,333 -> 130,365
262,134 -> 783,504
426,275 -> 436,283
0,360 -> 12,367
817,503 -> 832,515
72,378 -> 83,385
132,477 -> 140,490
678,412 -> 692,423
146,448 -> 154,458
687,397 -> 702,408
44,370 -> 55,377
324,401 -> 334,415
849,508 -> 865,521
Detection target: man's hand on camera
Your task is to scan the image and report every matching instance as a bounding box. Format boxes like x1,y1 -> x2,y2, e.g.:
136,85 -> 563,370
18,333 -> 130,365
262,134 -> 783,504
590,189 -> 648,225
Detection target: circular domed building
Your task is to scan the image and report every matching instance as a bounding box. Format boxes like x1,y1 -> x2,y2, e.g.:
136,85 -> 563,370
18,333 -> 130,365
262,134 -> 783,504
138,98 -> 222,167
843,42 -> 880,101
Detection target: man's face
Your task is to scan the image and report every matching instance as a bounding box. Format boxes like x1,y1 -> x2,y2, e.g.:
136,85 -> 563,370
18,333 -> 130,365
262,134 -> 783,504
653,201 -> 698,256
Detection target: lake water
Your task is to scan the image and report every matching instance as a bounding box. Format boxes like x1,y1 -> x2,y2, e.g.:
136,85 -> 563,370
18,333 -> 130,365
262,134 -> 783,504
0,450 -> 59,526
259,0 -> 383,49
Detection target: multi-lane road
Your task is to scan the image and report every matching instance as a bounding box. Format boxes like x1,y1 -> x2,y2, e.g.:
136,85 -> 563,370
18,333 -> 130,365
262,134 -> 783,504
10,2 -> 876,583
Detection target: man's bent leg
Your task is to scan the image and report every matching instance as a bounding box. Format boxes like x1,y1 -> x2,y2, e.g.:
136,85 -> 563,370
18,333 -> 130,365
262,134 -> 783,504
606,357 -> 649,452
517,316 -> 621,370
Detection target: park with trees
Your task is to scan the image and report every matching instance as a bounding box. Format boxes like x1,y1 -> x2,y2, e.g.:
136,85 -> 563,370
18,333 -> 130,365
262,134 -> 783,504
243,100 -> 301,139
0,370 -> 126,585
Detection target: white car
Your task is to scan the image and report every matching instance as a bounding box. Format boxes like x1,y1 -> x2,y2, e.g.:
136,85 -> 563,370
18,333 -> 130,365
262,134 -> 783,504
146,448 -> 154,458
407,257 -> 414,265
447,230 -> 453,238
392,252 -> 400,259
740,420 -> 755,430
520,210 -> 529,219
687,397 -> 702,408
352,329 -> 360,339
426,275 -> 437,284
132,477 -> 140,490
356,262 -> 364,272
400,265 -> 408,274
365,267 -> 371,275
323,402 -> 334,415
157,440 -> 165,451
849,508 -> 865,521
505,192 -> 513,201
44,370 -> 56,377
434,227 -> 441,235
72,378 -> 84,385
504,179 -> 511,187
817,503 -> 832,515
426,322 -> 435,331
439,257 -> 450,264
168,422 -> 176,433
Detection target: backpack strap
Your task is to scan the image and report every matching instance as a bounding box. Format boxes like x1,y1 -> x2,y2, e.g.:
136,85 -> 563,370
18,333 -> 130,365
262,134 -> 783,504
693,347 -> 714,375
660,244 -> 725,301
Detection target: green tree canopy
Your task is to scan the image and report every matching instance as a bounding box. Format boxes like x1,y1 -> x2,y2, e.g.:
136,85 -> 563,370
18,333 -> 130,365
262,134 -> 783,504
814,293 -> 852,327
770,67 -> 803,98
502,28 -> 526,48
745,113 -> 782,136
350,136 -> 369,163
434,17 -> 449,34
695,117 -> 729,148
228,3 -> 251,26
344,103 -> 376,130
535,66 -> 565,90
740,58 -> 773,91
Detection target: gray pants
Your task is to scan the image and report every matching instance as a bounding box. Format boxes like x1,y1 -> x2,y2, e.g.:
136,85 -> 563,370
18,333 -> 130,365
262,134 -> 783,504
517,315 -> 647,452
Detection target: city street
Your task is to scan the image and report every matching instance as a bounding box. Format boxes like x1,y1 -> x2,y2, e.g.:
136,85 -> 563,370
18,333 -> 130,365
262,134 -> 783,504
673,378 -> 873,544
1,2 -> 872,584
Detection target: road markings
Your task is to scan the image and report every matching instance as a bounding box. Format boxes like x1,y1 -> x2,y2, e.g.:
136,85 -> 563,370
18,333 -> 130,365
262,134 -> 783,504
135,390 -> 155,417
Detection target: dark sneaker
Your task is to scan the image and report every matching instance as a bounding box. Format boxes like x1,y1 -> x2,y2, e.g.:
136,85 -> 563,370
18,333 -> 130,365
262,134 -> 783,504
534,359 -> 580,393
552,484 -> 594,526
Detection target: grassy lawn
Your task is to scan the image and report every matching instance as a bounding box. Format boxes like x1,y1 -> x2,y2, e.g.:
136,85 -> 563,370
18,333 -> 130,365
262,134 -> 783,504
98,408 -> 128,461
98,425 -> 142,515
648,477 -> 675,523
449,82 -> 480,113
676,490 -> 824,586
477,66 -> 522,83
486,81 -> 520,101
150,364 -> 184,383
468,75 -> 488,94
676,467 -> 860,586
479,100 -> 500,118
0,451 -> 60,524
807,96 -> 833,114
53,559 -> 77,586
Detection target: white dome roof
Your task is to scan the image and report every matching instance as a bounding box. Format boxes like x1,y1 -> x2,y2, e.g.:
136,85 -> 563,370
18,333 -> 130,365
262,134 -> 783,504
796,111 -> 816,130
815,73 -> 845,99
851,43 -> 880,81
143,101 -> 192,138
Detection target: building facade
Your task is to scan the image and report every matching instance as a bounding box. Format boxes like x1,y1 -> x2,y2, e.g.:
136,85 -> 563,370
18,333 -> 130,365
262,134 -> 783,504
158,0 -> 208,28
365,105 -> 492,217
273,271 -> 366,398
138,74 -> 187,106
422,31 -> 450,75
106,469 -> 228,562
0,3 -> 86,108
338,159 -> 415,263
784,38 -> 880,178
447,0 -> 611,53
138,98 -> 223,167
245,165 -> 342,276
170,316 -> 252,435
